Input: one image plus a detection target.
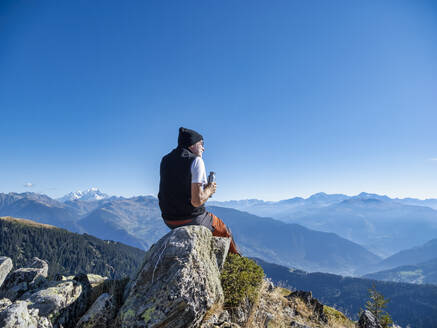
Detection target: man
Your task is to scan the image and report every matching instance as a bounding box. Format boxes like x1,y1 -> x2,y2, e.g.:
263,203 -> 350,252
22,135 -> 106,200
158,127 -> 239,254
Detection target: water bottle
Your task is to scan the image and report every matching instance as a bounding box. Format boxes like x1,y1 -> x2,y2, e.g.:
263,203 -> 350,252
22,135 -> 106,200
208,171 -> 216,184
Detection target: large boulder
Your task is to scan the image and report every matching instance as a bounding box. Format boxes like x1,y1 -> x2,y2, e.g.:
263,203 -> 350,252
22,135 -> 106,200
0,257 -> 48,301
118,225 -> 231,328
0,257 -> 13,289
76,293 -> 117,328
358,310 -> 383,328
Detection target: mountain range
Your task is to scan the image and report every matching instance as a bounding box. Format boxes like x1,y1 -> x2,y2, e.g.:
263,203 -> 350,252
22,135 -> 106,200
211,192 -> 437,257
3,190 -> 437,279
0,191 -> 382,275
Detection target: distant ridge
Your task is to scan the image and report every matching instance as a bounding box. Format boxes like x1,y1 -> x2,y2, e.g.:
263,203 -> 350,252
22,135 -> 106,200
0,216 -> 58,229
210,192 -> 437,257
367,238 -> 437,273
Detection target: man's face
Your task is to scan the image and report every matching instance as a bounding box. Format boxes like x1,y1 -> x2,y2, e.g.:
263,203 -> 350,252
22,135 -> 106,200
189,140 -> 204,157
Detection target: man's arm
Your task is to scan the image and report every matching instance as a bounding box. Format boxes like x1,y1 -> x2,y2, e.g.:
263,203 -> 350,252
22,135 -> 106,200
191,182 -> 216,207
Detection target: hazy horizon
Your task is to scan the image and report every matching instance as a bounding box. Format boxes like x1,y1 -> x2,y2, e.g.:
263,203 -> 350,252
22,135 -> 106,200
4,187 -> 437,203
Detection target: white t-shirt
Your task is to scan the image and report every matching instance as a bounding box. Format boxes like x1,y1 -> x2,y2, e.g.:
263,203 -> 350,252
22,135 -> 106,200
191,156 -> 208,186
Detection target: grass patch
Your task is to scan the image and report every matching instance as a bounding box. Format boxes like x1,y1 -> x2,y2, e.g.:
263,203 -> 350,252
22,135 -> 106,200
323,305 -> 355,328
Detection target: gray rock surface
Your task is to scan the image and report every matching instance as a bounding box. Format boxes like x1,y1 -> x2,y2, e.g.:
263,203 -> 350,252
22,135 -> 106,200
27,279 -> 83,317
0,257 -> 13,289
55,273 -> 92,328
286,290 -> 327,323
0,257 -> 48,301
76,293 -> 117,328
0,273 -> 92,328
27,257 -> 49,274
59,273 -> 108,288
0,300 -> 52,328
358,310 -> 383,328
212,237 -> 231,271
118,225 -> 230,328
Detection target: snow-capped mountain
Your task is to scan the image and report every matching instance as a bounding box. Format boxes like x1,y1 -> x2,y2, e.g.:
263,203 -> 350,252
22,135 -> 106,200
57,187 -> 109,202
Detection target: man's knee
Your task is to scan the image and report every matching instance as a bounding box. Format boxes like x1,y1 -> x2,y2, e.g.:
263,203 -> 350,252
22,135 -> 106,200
210,213 -> 231,238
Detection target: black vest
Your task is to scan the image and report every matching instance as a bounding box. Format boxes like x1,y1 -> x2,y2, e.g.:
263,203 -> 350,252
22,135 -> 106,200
158,147 -> 206,221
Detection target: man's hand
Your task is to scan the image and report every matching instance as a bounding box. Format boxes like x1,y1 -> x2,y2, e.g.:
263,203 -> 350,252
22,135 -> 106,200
205,182 -> 217,196
191,182 -> 217,207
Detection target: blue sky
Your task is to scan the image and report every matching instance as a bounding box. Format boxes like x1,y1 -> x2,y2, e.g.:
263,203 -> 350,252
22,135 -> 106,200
1,0 -> 437,201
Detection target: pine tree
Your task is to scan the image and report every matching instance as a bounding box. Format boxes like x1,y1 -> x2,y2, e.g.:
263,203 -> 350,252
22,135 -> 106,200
365,284 -> 393,328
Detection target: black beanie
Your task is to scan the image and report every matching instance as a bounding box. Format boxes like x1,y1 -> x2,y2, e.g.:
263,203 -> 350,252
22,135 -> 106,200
178,127 -> 203,148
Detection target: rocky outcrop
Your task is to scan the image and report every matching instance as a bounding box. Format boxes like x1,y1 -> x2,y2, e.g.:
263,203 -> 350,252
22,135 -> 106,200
118,225 -> 231,328
0,275 -> 91,328
0,257 -> 13,288
0,257 -> 48,301
358,310 -> 383,328
0,256 -> 111,328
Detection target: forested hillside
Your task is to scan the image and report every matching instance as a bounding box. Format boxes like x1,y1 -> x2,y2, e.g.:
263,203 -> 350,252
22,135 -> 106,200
0,216 -> 145,279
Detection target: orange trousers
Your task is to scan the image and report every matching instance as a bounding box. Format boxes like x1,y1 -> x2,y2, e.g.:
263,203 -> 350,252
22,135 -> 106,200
210,213 -> 239,255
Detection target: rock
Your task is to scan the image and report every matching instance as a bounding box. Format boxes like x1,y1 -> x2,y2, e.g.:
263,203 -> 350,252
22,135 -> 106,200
229,297 -> 252,325
265,278 -> 275,292
27,257 -> 49,275
358,310 -> 383,328
0,257 -> 13,289
212,237 -> 231,271
55,273 -> 92,328
0,300 -> 51,328
286,290 -> 327,323
85,274 -> 108,288
290,322 -> 312,328
27,279 -> 84,318
75,293 -> 117,328
0,257 -> 48,301
118,225 -> 230,328
58,274 -> 108,288
201,309 -> 231,328
0,273 -> 93,328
